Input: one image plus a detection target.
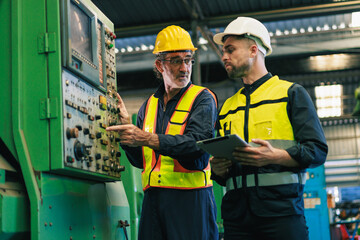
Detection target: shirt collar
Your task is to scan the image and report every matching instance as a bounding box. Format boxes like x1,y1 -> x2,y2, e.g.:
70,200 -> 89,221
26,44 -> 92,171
154,81 -> 193,104
241,72 -> 273,94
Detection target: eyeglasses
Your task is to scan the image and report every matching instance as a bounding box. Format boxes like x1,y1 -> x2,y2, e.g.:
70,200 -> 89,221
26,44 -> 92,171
162,58 -> 195,66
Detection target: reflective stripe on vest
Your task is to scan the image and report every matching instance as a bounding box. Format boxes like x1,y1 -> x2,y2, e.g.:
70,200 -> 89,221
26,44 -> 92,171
226,171 -> 307,191
225,139 -> 305,190
142,84 -> 214,191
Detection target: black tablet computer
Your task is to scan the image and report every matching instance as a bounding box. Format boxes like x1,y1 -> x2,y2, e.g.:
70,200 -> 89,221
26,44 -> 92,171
196,134 -> 249,161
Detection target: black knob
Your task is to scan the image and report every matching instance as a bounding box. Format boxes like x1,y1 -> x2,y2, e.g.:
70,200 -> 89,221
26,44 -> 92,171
75,125 -> 83,131
95,115 -> 101,120
74,141 -> 87,160
96,132 -> 102,139
83,128 -> 90,135
95,153 -> 101,160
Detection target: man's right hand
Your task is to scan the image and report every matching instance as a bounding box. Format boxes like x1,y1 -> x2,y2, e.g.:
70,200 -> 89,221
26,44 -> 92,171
210,157 -> 233,178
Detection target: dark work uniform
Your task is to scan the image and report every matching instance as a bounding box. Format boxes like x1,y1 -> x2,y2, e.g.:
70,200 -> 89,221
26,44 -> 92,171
211,73 -> 328,240
122,82 -> 219,240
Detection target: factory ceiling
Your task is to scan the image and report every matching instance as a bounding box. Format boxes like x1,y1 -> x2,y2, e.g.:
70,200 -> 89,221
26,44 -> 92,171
92,0 -> 360,37
91,0 -> 360,90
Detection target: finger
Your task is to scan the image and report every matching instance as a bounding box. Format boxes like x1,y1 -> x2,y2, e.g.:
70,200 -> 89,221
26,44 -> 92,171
116,92 -> 123,104
251,138 -> 269,147
106,124 -> 131,131
116,93 -> 128,112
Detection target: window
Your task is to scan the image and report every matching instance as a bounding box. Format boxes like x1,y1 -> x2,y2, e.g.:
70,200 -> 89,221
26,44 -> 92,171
315,84 -> 342,118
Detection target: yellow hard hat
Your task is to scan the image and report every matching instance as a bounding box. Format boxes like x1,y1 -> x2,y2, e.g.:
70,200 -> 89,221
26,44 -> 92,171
153,25 -> 197,54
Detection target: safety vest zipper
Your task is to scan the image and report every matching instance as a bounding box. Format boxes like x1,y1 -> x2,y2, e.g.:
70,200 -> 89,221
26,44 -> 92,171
244,90 -> 250,143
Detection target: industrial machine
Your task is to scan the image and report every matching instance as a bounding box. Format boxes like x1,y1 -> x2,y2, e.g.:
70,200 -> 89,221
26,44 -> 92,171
0,0 -> 130,239
304,165 -> 331,240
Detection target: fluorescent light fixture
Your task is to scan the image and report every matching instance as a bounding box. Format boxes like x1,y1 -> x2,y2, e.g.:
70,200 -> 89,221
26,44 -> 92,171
352,11 -> 360,27
315,84 -> 342,118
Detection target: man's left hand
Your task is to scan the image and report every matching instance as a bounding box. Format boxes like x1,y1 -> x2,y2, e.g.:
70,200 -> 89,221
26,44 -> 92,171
233,139 -> 299,167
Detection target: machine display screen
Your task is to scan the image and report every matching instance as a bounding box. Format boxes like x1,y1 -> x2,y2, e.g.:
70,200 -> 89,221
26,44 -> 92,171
70,2 -> 92,61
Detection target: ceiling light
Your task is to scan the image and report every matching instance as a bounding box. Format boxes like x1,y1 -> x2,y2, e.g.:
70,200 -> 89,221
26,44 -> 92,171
198,37 -> 208,45
352,11 -> 360,27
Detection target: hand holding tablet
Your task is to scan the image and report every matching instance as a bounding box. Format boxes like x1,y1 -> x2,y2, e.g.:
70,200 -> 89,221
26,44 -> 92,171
196,134 -> 249,161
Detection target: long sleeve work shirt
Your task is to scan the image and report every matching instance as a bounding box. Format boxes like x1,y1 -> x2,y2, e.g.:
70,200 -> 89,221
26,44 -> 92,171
122,82 -> 218,171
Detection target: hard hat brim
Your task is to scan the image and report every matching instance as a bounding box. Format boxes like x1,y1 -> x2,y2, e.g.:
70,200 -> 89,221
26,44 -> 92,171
213,32 -> 272,56
213,32 -> 228,45
153,47 -> 197,54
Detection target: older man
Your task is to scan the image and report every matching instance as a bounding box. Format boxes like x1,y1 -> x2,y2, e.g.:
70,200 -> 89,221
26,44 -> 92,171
107,25 -> 219,240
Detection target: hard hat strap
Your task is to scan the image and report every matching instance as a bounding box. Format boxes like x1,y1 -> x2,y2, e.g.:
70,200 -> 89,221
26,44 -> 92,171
246,35 -> 267,56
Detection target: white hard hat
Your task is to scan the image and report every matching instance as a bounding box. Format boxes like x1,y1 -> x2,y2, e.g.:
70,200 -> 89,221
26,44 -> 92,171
213,17 -> 272,56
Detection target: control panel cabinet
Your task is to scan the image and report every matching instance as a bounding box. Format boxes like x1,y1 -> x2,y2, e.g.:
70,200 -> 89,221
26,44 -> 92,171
54,0 -> 123,181
60,12 -> 122,180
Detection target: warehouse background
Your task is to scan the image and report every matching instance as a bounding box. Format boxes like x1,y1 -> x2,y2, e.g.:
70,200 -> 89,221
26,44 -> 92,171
90,0 -> 360,239
2,0 -> 360,239
92,0 -> 360,186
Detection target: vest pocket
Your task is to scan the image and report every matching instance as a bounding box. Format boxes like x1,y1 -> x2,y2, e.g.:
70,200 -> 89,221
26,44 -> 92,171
254,120 -> 273,139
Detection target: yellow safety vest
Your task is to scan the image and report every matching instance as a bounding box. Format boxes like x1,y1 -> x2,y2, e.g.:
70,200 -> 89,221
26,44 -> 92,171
141,84 -> 215,191
219,76 -> 295,142
218,76 -> 301,191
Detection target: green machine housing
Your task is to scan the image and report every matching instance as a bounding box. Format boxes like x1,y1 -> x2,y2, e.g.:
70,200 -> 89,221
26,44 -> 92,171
0,0 -> 130,239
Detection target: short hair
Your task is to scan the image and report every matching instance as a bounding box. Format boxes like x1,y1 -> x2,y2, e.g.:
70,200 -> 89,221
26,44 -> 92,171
222,34 -> 248,43
222,35 -> 266,56
153,53 -> 167,80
